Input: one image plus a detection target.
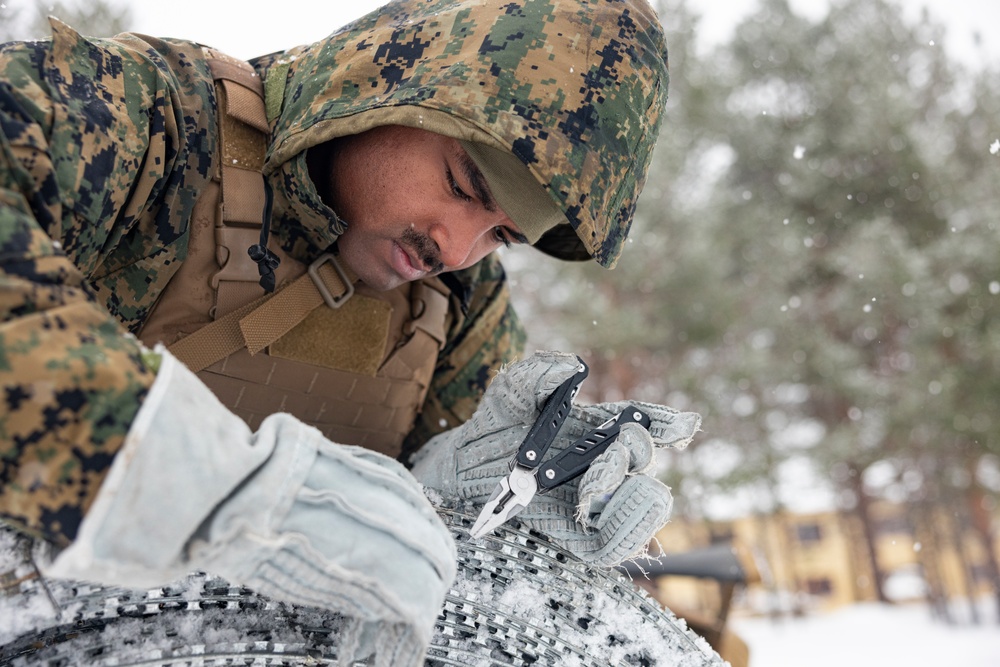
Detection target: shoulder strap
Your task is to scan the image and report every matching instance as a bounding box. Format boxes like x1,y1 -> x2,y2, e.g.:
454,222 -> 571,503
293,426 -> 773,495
202,48 -> 272,311
169,254 -> 356,372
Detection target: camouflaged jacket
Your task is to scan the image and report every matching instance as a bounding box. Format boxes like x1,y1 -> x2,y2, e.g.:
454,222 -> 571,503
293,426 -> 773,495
0,0 -> 669,546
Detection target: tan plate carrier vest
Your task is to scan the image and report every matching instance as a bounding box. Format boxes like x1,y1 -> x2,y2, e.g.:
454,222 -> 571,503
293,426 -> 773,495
138,49 -> 452,460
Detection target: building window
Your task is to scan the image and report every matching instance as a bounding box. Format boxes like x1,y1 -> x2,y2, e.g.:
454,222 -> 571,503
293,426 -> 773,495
874,514 -> 912,536
795,523 -> 823,544
806,578 -> 833,596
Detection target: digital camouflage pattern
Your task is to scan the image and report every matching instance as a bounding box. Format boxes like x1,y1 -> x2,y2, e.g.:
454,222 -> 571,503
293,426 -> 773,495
0,0 -> 669,547
254,0 -> 669,268
0,16 -> 522,548
0,25 -> 215,545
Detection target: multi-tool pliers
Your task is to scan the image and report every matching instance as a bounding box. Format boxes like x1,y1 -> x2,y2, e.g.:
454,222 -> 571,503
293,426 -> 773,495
470,357 -> 651,538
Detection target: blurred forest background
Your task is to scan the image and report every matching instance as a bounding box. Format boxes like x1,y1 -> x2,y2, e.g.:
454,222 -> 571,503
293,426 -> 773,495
3,0 -> 999,624
504,0 -> 1000,621
0,0 -> 131,40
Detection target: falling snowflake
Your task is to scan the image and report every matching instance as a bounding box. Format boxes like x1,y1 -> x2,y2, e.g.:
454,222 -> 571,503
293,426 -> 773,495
991,139 -> 1000,155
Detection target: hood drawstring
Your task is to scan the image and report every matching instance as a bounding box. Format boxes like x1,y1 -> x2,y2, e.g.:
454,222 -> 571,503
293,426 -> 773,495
248,180 -> 281,292
439,272 -> 471,317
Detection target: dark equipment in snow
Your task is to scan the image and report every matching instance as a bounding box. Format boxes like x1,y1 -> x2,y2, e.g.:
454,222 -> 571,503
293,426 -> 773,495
619,543 -> 762,667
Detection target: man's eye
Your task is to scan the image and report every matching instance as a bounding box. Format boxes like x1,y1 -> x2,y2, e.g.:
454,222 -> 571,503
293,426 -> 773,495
447,169 -> 472,202
492,227 -> 512,248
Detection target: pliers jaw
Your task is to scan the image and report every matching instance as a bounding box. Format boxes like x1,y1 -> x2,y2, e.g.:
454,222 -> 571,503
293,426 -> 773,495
469,465 -> 539,539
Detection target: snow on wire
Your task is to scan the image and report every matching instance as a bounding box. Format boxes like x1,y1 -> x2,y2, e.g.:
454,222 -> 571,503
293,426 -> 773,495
0,501 -> 724,666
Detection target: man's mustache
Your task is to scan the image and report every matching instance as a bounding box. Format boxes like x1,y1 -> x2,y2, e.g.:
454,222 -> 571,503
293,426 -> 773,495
401,228 -> 444,274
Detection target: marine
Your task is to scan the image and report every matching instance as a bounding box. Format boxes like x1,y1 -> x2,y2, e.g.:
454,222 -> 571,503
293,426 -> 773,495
0,1 -> 690,665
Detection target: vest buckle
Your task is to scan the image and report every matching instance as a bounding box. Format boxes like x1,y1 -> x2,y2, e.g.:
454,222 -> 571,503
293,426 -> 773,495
308,253 -> 355,309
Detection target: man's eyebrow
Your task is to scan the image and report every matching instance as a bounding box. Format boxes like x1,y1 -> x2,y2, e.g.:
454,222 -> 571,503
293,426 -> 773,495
458,152 -> 497,213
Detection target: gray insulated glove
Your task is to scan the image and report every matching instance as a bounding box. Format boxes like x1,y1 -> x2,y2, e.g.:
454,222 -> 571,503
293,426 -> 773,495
47,348 -> 455,667
411,351 -> 701,567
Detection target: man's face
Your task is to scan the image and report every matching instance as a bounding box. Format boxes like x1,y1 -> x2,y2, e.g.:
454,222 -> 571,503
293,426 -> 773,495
323,125 -> 526,291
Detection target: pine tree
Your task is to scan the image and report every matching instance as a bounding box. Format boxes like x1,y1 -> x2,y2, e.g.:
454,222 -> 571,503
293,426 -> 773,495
1,0 -> 132,42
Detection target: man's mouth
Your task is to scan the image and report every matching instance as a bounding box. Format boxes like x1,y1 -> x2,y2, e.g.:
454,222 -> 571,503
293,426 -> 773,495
400,229 -> 444,274
391,241 -> 429,281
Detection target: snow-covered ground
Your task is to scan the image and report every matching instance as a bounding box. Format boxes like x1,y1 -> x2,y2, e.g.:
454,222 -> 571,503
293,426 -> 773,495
731,601 -> 1000,667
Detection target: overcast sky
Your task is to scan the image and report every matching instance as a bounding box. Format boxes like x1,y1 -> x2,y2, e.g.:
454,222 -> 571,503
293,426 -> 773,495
115,0 -> 999,66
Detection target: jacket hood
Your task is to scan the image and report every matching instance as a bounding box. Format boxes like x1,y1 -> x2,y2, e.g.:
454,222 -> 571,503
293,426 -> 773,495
253,0 -> 669,269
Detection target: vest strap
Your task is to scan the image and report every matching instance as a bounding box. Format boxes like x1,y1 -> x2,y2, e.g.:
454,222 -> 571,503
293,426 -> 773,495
239,254 -> 355,354
169,254 -> 356,371
405,280 -> 450,347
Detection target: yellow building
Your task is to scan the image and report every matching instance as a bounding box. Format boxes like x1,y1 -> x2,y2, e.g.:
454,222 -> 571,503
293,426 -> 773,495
647,501 -> 1000,618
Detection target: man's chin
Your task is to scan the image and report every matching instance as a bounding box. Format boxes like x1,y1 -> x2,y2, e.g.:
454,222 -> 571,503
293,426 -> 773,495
335,249 -> 398,292
352,267 -> 404,292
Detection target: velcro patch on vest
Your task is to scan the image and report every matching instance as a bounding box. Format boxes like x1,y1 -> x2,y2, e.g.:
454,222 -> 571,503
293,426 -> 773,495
269,295 -> 392,376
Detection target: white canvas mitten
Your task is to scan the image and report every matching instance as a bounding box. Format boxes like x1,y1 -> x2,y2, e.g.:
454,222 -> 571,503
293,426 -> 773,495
47,347 -> 455,667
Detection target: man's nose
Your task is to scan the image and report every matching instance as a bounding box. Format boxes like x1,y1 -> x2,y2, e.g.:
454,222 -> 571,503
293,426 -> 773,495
429,217 -> 482,270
